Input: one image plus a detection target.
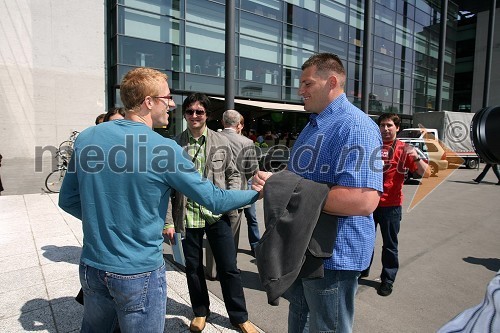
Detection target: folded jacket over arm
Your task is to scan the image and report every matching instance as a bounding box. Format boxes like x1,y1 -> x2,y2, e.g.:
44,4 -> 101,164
255,170 -> 338,305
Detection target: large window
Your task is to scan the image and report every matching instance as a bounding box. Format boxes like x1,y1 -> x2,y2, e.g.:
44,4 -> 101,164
283,45 -> 314,68
285,3 -> 318,31
284,25 -> 317,51
185,48 -> 225,76
240,58 -> 281,85
186,23 -> 225,52
186,0 -> 225,30
117,6 -> 181,43
240,0 -> 282,19
319,16 -> 347,41
118,0 -> 182,17
320,0 -> 347,22
240,35 -> 281,63
240,12 -> 281,43
108,0 -> 457,119
117,36 -> 172,70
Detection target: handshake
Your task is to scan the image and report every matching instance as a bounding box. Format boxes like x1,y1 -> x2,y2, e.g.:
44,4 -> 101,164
251,171 -> 274,198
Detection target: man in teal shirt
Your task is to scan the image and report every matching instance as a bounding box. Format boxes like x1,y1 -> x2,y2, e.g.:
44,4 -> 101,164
59,68 -> 258,333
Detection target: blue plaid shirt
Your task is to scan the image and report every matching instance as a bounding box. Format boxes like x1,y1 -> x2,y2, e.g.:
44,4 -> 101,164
288,93 -> 383,271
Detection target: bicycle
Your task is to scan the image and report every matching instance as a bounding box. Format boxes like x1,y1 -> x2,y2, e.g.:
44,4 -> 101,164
58,131 -> 79,161
45,131 -> 79,193
45,149 -> 69,193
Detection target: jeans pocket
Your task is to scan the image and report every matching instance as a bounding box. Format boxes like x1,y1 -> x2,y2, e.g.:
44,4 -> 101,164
106,271 -> 151,312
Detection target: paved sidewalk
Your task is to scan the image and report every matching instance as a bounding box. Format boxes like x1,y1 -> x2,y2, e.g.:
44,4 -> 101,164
0,193 -> 264,333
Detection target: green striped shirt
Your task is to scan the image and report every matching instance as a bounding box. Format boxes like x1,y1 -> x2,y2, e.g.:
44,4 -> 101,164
185,129 -> 222,228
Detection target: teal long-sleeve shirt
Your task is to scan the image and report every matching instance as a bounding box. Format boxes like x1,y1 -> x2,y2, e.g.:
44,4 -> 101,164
59,120 -> 258,274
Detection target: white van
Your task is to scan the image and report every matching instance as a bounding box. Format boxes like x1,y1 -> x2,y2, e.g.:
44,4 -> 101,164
397,128 -> 439,141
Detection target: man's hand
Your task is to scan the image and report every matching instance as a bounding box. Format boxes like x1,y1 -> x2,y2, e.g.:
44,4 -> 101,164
403,144 -> 419,159
403,143 -> 430,178
252,171 -> 273,199
162,227 -> 176,244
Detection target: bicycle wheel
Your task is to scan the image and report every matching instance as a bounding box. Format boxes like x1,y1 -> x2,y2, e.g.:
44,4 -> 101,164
45,169 -> 66,193
58,141 -> 74,160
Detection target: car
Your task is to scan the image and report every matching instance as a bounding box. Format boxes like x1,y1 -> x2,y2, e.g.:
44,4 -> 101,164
399,138 -> 449,176
404,146 -> 429,181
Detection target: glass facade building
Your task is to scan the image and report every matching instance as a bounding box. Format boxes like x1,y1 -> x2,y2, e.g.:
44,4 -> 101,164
107,0 -> 459,135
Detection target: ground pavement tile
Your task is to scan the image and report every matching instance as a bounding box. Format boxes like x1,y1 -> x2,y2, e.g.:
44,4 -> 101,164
41,260 -> 80,283
0,266 -> 44,293
0,284 -> 49,320
52,299 -> 84,333
0,251 -> 40,273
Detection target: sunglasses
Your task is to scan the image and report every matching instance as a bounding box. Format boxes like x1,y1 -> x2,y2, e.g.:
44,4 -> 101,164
185,109 -> 206,116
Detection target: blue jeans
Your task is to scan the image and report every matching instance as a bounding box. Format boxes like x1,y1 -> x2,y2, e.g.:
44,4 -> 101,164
286,269 -> 360,333
244,202 -> 260,250
373,206 -> 402,284
244,182 -> 260,250
79,262 -> 167,333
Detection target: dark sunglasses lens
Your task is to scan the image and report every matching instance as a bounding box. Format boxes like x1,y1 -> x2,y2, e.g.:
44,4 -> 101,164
186,110 -> 205,116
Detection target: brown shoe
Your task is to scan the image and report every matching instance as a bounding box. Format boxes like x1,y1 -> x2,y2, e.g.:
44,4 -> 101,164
189,316 -> 206,332
236,320 -> 258,333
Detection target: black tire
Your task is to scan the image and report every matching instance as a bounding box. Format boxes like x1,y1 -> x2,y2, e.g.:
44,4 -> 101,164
45,169 -> 66,193
466,158 -> 478,169
429,162 -> 438,176
58,141 -> 74,160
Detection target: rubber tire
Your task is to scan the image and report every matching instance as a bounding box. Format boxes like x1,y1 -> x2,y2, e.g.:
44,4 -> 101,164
58,141 -> 74,160
466,158 -> 478,169
429,162 -> 438,176
45,169 -> 66,193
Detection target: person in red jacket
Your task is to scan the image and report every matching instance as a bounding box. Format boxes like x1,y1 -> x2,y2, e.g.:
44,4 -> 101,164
361,113 -> 430,296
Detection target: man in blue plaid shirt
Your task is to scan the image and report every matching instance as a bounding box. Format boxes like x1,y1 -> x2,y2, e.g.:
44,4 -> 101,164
253,53 -> 383,333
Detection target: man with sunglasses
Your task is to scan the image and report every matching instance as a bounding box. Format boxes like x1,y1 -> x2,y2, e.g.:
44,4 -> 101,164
59,69 -> 260,333
166,93 -> 258,333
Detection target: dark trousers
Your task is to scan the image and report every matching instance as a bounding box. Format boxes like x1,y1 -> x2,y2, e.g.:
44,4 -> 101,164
475,164 -> 500,183
205,209 -> 243,279
183,218 -> 248,324
369,206 -> 402,284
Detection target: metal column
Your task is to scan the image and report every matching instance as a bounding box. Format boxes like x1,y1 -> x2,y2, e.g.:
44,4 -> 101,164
225,0 -> 236,110
361,0 -> 373,113
483,0 -> 496,107
436,0 -> 448,111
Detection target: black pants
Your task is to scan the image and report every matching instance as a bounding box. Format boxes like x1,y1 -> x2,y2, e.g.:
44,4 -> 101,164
183,218 -> 248,325
475,164 -> 500,183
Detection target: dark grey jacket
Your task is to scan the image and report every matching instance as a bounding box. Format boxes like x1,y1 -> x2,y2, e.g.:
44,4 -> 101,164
255,170 -> 338,305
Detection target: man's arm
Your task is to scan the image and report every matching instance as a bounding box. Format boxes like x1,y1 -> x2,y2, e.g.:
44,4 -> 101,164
404,144 -> 430,178
253,171 -> 381,216
322,186 -> 381,216
58,156 -> 82,220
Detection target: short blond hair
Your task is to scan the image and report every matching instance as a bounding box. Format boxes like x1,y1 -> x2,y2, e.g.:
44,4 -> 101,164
120,68 -> 168,110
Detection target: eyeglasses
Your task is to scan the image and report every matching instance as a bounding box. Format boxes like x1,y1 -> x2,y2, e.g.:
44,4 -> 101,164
152,95 -> 172,109
185,109 -> 206,116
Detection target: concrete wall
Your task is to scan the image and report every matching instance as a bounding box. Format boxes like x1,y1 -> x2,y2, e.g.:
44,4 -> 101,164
471,8 -> 500,113
0,0 -> 105,194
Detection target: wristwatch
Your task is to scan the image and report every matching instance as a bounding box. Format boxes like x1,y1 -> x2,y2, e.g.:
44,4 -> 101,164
414,157 -> 421,162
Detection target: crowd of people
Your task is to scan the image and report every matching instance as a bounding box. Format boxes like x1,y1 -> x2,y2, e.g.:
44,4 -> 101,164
60,52 -> 489,333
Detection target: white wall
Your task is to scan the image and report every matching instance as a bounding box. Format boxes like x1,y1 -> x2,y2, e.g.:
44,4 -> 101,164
0,0 -> 106,159
472,8 -> 500,113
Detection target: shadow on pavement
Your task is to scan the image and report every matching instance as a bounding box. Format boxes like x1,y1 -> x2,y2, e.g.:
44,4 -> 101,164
240,270 -> 265,292
41,245 -> 81,265
463,257 -> 500,272
358,278 -> 380,290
